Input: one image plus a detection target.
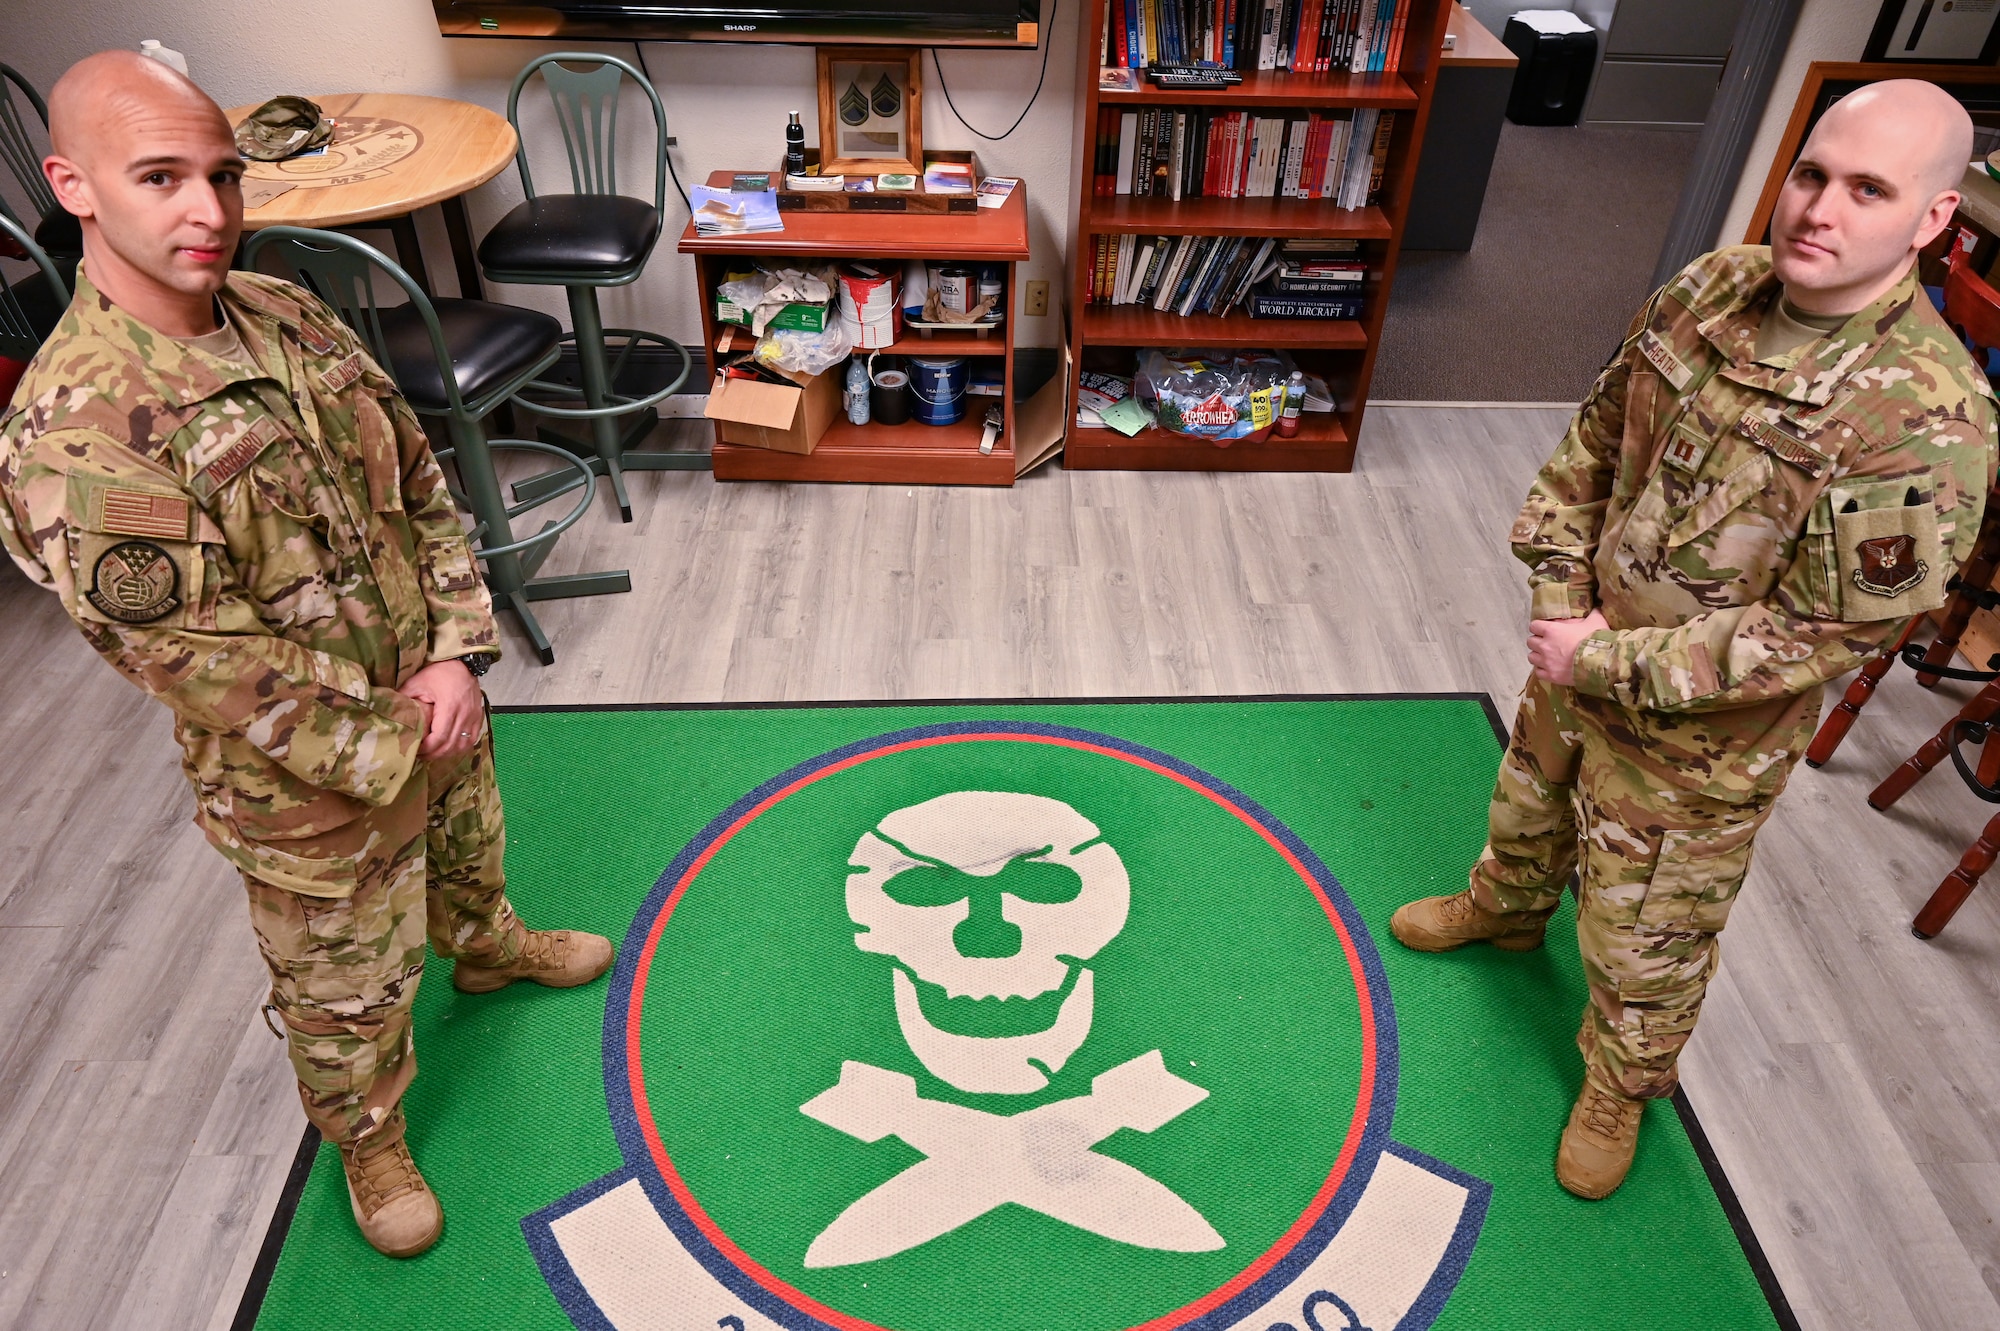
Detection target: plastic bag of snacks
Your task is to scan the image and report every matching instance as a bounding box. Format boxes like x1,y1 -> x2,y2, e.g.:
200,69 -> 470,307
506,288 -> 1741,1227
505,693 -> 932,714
754,323 -> 855,378
1134,349 -> 1295,445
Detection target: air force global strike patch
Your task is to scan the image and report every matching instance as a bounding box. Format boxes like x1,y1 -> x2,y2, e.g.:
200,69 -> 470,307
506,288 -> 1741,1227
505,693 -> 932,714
524,724 -> 1489,1331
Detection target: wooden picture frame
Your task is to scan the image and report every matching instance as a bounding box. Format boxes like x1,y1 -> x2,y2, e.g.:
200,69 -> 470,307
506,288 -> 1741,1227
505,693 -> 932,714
1863,1 -> 2000,65
1744,61 -> 2000,245
815,46 -> 924,178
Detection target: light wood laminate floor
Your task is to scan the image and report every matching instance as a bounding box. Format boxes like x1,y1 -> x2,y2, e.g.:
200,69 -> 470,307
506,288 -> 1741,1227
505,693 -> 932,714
2,406 -> 1998,1330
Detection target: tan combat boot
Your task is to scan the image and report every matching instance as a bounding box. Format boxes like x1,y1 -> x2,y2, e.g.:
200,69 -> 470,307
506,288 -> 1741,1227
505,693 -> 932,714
340,1120 -> 443,1258
1556,1076 -> 1645,1199
1389,889 -> 1550,953
452,928 -> 614,994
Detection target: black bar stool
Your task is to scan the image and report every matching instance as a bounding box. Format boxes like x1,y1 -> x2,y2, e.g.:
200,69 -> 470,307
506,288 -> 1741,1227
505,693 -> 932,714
478,52 -> 700,524
244,226 -> 629,665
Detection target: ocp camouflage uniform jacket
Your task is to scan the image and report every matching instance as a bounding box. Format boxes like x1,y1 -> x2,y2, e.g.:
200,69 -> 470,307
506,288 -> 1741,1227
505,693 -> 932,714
0,266 -> 500,893
1513,245 -> 1999,801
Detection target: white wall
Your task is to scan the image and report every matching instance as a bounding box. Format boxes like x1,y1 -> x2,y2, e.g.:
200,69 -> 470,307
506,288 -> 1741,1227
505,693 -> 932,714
1714,0 -> 1879,245
1,0 -> 1079,348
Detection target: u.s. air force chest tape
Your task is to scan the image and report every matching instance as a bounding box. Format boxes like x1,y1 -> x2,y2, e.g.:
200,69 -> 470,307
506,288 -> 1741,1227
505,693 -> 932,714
64,474 -> 215,627
1828,475 -> 1947,620
1735,411 -> 1835,480
521,724 -> 1490,1331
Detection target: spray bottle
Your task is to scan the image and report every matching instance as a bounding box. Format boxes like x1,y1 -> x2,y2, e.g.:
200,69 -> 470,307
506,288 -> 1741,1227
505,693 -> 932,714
139,39 -> 189,77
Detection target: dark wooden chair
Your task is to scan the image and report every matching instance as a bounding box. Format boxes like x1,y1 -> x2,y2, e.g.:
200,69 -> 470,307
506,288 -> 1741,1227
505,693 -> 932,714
1806,227 -> 2000,770
1866,673 -> 2000,936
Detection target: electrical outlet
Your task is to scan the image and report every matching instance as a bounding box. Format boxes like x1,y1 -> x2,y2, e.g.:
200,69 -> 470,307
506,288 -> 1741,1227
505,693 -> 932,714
1024,280 -> 1050,317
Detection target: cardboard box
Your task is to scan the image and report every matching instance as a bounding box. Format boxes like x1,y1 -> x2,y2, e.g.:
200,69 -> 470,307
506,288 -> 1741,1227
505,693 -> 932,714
703,365 -> 840,455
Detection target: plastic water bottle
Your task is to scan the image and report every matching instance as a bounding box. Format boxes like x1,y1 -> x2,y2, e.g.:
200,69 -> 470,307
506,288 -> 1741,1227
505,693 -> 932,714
139,40 -> 189,76
845,357 -> 871,426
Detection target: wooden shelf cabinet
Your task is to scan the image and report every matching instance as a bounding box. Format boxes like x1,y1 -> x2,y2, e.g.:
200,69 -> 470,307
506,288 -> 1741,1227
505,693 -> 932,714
1064,0 -> 1452,473
678,171 -> 1031,485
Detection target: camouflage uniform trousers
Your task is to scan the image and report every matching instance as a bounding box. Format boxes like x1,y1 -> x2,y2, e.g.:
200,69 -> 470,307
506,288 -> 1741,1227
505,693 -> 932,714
1468,675 -> 1779,1099
242,734 -> 523,1146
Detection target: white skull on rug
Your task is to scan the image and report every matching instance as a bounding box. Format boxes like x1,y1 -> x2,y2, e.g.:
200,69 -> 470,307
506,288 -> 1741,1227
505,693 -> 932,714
845,790 -> 1131,1094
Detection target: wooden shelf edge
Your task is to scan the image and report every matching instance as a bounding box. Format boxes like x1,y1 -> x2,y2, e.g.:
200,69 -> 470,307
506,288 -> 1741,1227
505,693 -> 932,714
1064,434 -> 1356,472
713,439 -> 1017,485
1083,199 -> 1392,238
1080,308 -> 1368,348
879,330 -> 1011,357
1096,71 -> 1419,109
710,412 -> 1017,485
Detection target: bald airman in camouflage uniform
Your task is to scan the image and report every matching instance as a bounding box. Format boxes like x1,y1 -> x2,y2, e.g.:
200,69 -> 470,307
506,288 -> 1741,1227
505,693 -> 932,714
1393,80 -> 1998,1198
0,51 -> 612,1258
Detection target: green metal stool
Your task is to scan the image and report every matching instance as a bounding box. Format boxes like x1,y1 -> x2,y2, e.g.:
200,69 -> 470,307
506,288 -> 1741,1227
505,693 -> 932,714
478,52 -> 701,524
0,210 -> 69,366
0,64 -> 80,285
243,226 -> 629,666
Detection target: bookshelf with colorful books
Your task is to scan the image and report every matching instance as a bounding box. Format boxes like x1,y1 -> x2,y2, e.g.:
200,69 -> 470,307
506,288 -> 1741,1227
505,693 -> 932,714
1065,0 -> 1451,471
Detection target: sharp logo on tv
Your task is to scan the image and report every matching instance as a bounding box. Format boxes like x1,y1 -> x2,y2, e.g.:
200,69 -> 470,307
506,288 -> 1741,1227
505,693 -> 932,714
520,724 -> 1490,1331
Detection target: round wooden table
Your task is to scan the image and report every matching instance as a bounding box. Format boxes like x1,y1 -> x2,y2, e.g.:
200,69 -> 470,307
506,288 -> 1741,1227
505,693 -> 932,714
225,92 -> 518,298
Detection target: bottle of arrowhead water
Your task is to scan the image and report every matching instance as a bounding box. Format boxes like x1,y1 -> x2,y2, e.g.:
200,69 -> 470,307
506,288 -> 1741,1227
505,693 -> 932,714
139,40 -> 190,76
845,357 -> 871,426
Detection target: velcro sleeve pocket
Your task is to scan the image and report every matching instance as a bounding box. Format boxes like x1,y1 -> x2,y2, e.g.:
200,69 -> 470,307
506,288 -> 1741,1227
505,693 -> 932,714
421,535 -> 480,596
1508,493 -> 1553,546
1830,475 -> 1947,620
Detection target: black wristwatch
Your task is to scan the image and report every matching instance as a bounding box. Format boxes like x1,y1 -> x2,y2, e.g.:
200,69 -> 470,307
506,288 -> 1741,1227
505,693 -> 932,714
460,652 -> 499,678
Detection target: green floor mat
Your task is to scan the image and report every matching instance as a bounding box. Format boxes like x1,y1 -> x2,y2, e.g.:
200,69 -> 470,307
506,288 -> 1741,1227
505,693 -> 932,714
237,696 -> 1794,1331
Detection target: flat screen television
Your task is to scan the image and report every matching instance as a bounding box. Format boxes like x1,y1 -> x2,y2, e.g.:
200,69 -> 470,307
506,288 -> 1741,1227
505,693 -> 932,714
433,2 -> 1038,47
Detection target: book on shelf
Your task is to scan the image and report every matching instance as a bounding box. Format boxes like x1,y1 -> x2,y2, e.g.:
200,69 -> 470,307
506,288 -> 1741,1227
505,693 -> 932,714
1103,0 -> 1417,74
1100,105 -> 1392,203
1089,234 -> 1317,320
1246,280 -> 1363,319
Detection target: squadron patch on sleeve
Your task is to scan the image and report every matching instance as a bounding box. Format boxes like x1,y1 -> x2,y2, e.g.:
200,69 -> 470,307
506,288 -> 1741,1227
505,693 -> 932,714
85,540 -> 183,623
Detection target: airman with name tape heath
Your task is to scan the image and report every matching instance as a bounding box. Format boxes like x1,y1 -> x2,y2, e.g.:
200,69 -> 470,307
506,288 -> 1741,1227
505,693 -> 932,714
0,51 -> 613,1258
1392,80 -> 1999,1198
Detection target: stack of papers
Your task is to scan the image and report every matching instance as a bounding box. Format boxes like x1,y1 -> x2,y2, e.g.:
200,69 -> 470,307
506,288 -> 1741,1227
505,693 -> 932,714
690,186 -> 783,236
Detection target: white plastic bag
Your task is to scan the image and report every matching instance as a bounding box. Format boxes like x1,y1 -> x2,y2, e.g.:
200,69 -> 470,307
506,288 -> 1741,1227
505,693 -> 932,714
755,324 -> 855,378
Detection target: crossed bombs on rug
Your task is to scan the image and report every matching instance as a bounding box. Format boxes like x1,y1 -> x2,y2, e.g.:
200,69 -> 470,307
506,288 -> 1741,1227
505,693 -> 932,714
800,791 -> 1225,1267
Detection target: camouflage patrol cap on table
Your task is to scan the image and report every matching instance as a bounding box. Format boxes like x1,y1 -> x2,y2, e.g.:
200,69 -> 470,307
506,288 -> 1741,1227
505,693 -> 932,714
233,96 -> 332,161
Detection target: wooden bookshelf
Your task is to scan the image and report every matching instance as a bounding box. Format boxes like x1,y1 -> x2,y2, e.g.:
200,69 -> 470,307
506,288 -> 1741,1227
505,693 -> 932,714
1064,0 -> 1453,473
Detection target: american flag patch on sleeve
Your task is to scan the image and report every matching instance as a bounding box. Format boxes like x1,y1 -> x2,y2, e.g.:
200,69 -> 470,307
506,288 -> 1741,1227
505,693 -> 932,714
95,488 -> 193,541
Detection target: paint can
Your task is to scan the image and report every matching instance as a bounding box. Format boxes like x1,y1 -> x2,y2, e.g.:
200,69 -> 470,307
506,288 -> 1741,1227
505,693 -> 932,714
931,265 -> 974,316
908,356 -> 968,426
869,353 -> 910,425
839,266 -> 901,349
